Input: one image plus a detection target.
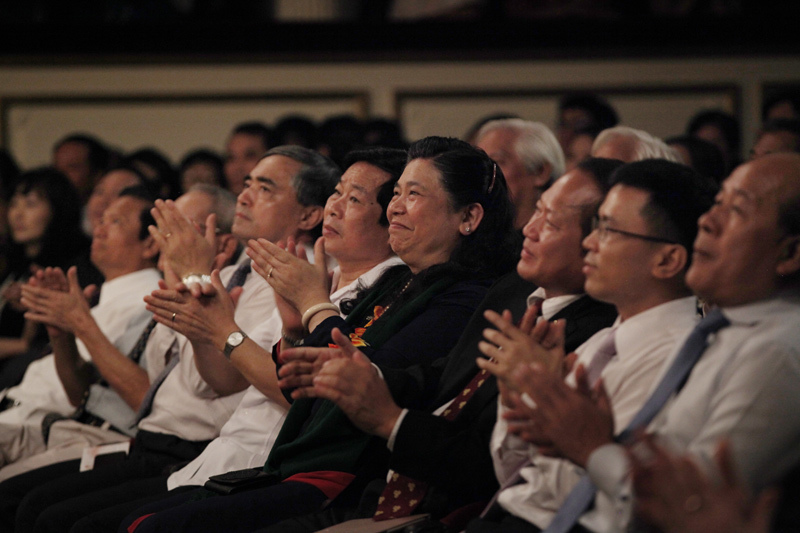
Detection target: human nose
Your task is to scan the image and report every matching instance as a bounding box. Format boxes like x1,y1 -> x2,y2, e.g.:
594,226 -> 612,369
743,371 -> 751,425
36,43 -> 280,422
582,227 -> 599,252
522,213 -> 541,241
388,193 -> 404,217
326,194 -> 345,218
237,183 -> 253,206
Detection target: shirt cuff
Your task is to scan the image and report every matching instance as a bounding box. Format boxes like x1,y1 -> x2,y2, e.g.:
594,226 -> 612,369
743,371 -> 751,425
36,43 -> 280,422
386,408 -> 409,452
586,443 -> 629,497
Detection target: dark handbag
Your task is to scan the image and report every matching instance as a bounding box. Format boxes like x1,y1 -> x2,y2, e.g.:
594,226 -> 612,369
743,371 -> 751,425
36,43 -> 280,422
203,468 -> 280,495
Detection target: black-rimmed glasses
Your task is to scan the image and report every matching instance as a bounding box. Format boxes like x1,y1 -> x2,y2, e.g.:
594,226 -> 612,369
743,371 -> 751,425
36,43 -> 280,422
591,215 -> 678,244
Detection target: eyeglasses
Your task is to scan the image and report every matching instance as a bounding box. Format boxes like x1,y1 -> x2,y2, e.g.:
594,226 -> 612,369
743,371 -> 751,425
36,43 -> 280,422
591,215 -> 678,244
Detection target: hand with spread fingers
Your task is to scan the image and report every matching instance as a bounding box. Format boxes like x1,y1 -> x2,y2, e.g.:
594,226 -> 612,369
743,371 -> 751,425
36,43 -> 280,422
21,266 -> 97,338
247,236 -> 333,330
476,306 -> 567,396
630,437 -> 779,533
276,333 -> 348,398
509,361 -> 615,466
144,269 -> 243,350
304,328 -> 400,439
149,199 -> 219,287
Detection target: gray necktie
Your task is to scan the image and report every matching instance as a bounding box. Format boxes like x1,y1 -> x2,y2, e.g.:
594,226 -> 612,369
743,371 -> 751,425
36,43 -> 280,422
135,261 -> 252,423
543,308 -> 730,533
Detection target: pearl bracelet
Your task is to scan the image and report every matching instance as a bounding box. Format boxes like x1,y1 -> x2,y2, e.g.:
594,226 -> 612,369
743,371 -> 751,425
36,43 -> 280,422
301,303 -> 340,330
182,273 -> 212,286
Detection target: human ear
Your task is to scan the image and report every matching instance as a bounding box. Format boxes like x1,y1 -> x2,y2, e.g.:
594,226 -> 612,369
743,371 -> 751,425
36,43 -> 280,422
459,203 -> 485,235
777,236 -> 800,277
651,244 -> 688,280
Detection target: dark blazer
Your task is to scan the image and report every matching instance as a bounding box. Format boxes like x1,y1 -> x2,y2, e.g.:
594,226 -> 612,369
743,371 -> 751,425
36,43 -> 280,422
367,272 -> 619,518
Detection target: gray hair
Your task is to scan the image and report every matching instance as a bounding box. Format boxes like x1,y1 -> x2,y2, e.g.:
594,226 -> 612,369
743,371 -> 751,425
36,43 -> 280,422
593,126 -> 681,163
187,183 -> 237,234
476,118 -> 565,186
263,145 -> 341,207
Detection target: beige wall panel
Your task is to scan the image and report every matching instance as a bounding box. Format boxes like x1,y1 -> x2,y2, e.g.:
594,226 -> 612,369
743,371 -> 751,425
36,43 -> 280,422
6,96 -> 365,169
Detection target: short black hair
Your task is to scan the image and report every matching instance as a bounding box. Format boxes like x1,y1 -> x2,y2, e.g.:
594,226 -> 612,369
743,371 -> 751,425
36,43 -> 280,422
273,115 -> 318,149
760,118 -> 800,150
609,159 -> 718,266
53,133 -> 111,176
232,121 -> 272,151
686,109 -> 741,164
665,134 -> 727,184
559,93 -> 619,131
762,91 -> 800,122
179,148 -> 227,189
342,147 -> 407,227
118,184 -> 157,240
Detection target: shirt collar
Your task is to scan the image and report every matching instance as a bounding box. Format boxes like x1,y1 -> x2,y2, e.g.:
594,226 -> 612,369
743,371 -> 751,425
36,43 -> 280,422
97,268 -> 161,307
614,296 -> 700,362
527,287 -> 585,321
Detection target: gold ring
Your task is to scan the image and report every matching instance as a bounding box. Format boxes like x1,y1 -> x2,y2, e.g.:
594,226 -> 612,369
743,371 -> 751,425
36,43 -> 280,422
684,494 -> 703,513
164,232 -> 172,239
267,267 -> 274,279
171,312 -> 177,322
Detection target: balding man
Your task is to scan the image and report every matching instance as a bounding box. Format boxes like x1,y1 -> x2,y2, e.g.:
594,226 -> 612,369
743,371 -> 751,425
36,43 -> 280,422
591,125 -> 679,163
519,153 -> 800,532
475,119 -> 565,230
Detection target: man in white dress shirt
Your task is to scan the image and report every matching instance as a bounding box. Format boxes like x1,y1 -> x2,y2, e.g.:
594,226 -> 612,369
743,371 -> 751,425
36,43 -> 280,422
512,152 -> 800,532
0,186 -> 162,470
468,159 -> 717,533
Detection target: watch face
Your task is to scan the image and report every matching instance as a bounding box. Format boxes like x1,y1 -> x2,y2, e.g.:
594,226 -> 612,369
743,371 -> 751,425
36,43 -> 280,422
227,331 -> 245,346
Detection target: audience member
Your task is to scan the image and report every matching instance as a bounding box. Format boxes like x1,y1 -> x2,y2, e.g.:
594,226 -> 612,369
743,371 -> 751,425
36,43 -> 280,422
123,147 -> 181,200
0,169 -> 91,388
51,133 -> 111,203
512,152 -> 800,532
475,118 -> 565,230
362,118 -> 408,150
84,165 -> 146,236
762,90 -> 800,123
564,126 -> 601,172
0,149 -> 20,254
224,122 -> 272,196
261,157 -> 621,532
464,112 -> 520,145
687,108 -> 741,172
749,118 -> 800,160
555,93 -> 619,152
591,125 -> 679,162
178,148 -> 226,192
316,114 -> 365,168
0,186 -> 161,477
272,115 -> 318,149
116,136 -> 517,533
666,134 -> 727,183
468,159 -> 716,533
0,146 -> 341,533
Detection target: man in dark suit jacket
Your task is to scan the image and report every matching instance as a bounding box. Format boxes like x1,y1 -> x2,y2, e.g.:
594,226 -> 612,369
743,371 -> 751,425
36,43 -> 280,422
261,159 -> 622,532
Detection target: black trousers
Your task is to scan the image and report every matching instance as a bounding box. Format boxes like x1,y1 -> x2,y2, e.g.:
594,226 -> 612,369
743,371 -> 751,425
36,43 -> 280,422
0,430 -> 209,533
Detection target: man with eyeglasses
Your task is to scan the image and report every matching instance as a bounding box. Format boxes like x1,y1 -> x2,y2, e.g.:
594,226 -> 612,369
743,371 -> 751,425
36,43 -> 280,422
468,159 -> 717,533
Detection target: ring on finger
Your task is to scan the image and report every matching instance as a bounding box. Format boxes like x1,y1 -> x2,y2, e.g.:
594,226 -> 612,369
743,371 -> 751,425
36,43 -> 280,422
164,232 -> 172,239
171,312 -> 177,322
683,494 -> 703,513
267,267 -> 274,279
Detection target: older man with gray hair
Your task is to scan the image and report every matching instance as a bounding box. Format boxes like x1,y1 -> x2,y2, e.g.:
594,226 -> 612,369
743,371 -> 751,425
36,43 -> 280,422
475,118 -> 565,230
591,125 -> 680,163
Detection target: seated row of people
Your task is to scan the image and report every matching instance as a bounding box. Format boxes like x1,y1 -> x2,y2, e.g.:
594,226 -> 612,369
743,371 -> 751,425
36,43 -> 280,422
0,123 -> 796,533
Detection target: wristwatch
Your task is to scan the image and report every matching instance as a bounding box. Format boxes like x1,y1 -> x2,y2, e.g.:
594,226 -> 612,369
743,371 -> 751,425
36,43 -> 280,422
223,331 -> 248,359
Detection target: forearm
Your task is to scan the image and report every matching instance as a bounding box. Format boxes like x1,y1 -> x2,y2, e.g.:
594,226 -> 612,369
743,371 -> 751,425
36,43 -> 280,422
51,333 -> 92,406
191,338 -> 250,397
73,316 -> 151,410
229,340 -> 290,408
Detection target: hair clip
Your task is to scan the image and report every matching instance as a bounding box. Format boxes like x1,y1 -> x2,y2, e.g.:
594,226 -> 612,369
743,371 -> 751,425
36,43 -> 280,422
487,163 -> 496,194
